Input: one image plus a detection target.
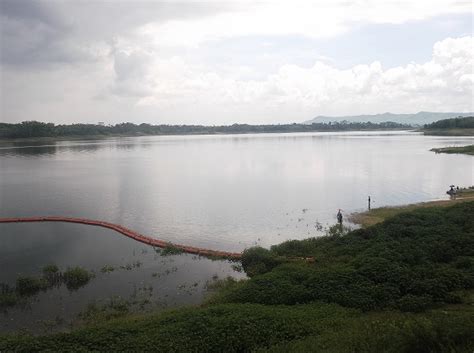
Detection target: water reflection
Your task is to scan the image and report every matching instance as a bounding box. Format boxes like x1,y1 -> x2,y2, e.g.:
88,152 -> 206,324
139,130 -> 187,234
1,131 -> 473,250
0,222 -> 245,333
0,138 -> 155,158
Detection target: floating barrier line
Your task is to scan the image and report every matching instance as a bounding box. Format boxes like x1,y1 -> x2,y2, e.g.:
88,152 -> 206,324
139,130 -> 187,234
0,216 -> 242,260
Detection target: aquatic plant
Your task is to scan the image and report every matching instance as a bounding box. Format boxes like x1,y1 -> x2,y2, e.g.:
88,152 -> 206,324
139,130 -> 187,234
161,244 -> 184,256
63,267 -> 94,291
15,276 -> 49,296
0,292 -> 19,308
100,265 -> 115,273
42,264 -> 59,275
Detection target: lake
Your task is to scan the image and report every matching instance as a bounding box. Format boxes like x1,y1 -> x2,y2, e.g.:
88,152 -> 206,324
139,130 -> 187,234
1,131 -> 473,331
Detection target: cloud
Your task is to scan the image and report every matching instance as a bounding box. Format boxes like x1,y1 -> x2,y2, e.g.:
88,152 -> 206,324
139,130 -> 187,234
2,0 -> 470,68
0,0 -> 109,67
103,36 -> 472,123
0,1 -> 232,68
137,0 -> 471,47
0,1 -> 472,124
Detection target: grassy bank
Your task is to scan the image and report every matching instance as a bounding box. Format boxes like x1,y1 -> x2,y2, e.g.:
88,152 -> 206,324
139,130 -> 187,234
350,188 -> 474,228
422,128 -> 474,136
1,202 -> 473,352
431,145 -> 474,156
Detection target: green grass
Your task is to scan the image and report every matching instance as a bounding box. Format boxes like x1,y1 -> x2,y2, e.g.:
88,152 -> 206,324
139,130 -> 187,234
257,306 -> 474,353
350,189 -> 474,227
430,145 -> 474,155
1,202 -> 473,352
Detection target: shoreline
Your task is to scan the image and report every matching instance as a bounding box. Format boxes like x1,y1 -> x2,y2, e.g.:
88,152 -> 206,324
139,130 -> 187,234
421,128 -> 474,136
0,128 -> 417,144
349,188 -> 474,228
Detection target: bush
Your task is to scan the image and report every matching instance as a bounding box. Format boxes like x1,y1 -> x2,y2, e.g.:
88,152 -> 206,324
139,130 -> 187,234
397,295 -> 433,312
241,247 -> 283,277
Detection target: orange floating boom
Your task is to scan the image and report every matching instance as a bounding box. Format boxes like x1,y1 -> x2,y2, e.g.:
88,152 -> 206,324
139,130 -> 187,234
0,216 -> 242,260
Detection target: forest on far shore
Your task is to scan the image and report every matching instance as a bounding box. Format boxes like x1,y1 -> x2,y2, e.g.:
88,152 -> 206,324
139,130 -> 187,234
0,120 -> 411,139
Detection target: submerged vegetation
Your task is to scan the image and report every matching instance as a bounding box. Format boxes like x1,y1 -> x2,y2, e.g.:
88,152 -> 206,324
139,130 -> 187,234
1,202 -> 472,352
0,266 -> 94,309
0,120 -> 411,139
431,145 -> 474,155
160,243 -> 185,256
63,267 -> 95,291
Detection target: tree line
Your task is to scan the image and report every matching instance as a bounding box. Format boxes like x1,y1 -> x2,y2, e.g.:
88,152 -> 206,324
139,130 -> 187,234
0,120 -> 411,139
424,116 -> 474,129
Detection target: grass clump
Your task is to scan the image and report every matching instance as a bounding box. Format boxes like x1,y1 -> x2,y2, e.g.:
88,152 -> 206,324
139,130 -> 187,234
15,276 -> 49,296
1,265 -> 96,310
42,264 -> 59,276
78,297 -> 131,324
0,292 -> 19,308
161,243 -> 184,256
63,267 -> 94,291
100,265 -> 115,273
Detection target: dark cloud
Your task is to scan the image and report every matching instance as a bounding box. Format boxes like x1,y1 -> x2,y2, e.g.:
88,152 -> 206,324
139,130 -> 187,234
0,1 -> 235,68
0,0 -> 77,67
0,0 -> 64,27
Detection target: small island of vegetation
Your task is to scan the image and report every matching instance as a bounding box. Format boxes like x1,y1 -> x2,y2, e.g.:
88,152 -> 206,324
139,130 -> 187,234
1,201 -> 472,352
430,145 -> 474,156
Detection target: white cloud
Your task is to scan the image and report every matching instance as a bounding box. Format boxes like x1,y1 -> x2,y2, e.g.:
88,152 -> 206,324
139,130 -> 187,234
1,1 -> 472,124
103,36 -> 472,123
137,0 -> 471,47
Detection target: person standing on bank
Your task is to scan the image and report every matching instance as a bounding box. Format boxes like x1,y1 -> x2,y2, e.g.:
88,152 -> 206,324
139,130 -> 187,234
337,209 -> 343,224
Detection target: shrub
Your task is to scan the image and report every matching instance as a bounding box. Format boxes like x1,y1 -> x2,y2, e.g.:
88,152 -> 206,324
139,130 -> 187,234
241,247 -> 283,277
397,295 -> 433,312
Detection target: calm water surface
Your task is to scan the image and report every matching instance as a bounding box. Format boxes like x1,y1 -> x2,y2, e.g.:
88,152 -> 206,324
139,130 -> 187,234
0,131 -> 473,331
1,131 -> 473,249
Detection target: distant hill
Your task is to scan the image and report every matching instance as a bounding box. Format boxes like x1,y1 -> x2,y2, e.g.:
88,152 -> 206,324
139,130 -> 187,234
304,112 -> 474,126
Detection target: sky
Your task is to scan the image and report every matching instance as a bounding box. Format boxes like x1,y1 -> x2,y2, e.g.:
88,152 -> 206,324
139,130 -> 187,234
0,0 -> 473,125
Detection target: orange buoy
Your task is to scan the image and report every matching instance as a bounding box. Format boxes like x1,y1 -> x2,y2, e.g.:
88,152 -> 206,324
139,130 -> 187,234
0,216 -> 242,260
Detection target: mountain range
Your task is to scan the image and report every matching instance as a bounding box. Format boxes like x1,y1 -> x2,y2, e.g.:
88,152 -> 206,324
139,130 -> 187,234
304,112 -> 473,126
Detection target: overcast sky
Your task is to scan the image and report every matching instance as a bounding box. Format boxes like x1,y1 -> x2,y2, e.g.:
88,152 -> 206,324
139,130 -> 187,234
0,0 -> 472,125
